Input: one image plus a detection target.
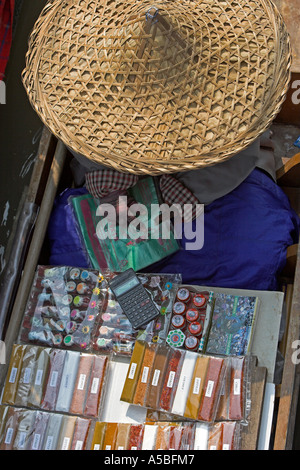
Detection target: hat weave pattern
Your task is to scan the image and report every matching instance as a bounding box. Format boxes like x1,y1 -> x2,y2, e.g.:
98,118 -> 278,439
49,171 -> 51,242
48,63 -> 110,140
22,0 -> 291,174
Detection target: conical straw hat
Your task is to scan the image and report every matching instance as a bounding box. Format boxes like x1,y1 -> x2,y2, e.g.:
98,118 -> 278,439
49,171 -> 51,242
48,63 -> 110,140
22,0 -> 291,175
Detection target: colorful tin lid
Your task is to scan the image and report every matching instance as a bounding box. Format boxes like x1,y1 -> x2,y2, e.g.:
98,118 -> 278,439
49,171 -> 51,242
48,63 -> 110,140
167,329 -> 185,348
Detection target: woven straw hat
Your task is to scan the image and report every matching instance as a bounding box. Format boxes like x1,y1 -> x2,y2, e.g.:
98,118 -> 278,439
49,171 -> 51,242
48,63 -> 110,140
22,0 -> 291,175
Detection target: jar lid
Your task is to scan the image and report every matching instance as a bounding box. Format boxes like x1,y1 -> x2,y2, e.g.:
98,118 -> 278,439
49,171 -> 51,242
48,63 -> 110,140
186,308 -> 199,323
188,321 -> 203,337
193,294 -> 207,308
184,335 -> 199,351
173,301 -> 186,315
176,288 -> 190,302
171,315 -> 186,329
167,329 -> 185,348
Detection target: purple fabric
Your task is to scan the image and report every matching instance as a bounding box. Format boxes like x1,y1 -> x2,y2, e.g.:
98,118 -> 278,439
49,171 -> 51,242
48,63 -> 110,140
47,187 -> 90,268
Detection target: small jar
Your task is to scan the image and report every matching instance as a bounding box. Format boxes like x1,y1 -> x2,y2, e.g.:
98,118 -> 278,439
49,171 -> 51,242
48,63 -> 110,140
171,315 -> 186,330
193,293 -> 207,308
186,308 -> 199,323
188,321 -> 203,337
173,301 -> 186,315
176,288 -> 191,303
184,335 -> 200,351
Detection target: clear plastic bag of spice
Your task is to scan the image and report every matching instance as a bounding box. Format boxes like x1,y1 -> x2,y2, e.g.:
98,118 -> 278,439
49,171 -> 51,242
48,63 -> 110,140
216,355 -> 252,423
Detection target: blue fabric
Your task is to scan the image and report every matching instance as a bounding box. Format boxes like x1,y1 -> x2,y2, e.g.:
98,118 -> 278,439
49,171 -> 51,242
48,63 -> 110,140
47,187 -> 90,268
145,169 -> 300,291
47,169 -> 300,291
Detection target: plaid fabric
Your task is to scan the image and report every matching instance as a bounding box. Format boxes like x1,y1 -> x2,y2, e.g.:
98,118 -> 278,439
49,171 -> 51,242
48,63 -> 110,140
85,169 -> 139,198
160,174 -> 202,222
85,169 -> 201,222
0,0 -> 14,80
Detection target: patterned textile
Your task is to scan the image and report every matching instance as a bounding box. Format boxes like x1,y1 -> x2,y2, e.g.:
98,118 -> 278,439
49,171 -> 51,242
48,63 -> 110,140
85,170 -> 201,221
0,0 -> 14,79
85,169 -> 138,198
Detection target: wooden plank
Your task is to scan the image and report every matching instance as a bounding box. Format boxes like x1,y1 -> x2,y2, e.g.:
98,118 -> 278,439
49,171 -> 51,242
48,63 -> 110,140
273,240 -> 300,449
0,140 -> 67,387
276,153 -> 300,187
241,359 -> 267,450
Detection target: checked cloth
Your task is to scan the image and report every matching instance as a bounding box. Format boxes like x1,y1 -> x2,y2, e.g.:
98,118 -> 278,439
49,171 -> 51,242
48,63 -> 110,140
85,170 -> 202,221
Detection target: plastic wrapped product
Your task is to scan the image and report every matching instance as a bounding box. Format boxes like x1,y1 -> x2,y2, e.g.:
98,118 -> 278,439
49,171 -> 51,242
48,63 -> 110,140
56,415 -> 77,450
120,340 -> 146,403
102,422 -> 118,450
171,351 -> 197,416
71,417 -> 91,450
42,413 -> 63,450
154,424 -> 171,450
2,344 -> 25,405
141,424 -> 158,450
90,422 -> 107,450
229,356 -> 246,421
208,422 -> 223,450
55,351 -> 81,413
158,348 -> 185,412
180,423 -> 196,451
194,423 -> 209,450
205,293 -> 259,356
115,423 -> 131,450
133,342 -> 156,406
69,353 -> 94,415
14,345 -> 38,407
13,409 -> 36,450
144,343 -> 171,410
84,355 -> 108,417
127,424 -> 144,450
41,348 -> 67,411
222,422 -> 239,450
0,406 -> 9,446
28,347 -> 51,408
0,406 -> 19,450
198,356 -> 226,422
184,355 -> 210,420
29,410 -> 50,450
168,425 -> 183,450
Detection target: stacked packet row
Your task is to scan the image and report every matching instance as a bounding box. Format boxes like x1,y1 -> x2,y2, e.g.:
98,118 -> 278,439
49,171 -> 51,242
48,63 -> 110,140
1,344 -> 108,417
120,340 -> 229,423
18,265 -> 181,356
0,405 -> 91,450
90,420 -> 241,451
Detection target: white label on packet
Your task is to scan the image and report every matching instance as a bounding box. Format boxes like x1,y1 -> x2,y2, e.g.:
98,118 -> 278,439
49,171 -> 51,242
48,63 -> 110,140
23,367 -> 32,384
5,428 -> 14,444
62,437 -> 70,450
141,366 -> 149,383
18,431 -> 27,449
223,444 -> 230,450
167,371 -> 175,388
91,377 -> 99,394
128,362 -> 137,380
31,433 -> 41,450
77,373 -> 86,390
152,369 -> 161,386
105,445 -> 112,450
205,380 -> 214,398
9,367 -> 17,383
193,377 -> 201,395
35,369 -> 43,386
45,435 -> 54,450
75,440 -> 83,450
49,370 -> 58,387
233,378 -> 241,395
